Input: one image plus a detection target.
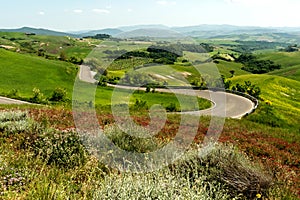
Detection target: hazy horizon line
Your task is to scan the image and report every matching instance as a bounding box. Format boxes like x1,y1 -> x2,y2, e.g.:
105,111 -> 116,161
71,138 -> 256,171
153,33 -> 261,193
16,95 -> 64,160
1,23 -> 300,33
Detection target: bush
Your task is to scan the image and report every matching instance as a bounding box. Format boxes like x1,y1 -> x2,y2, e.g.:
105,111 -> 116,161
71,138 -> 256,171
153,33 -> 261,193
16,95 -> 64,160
104,125 -> 161,153
33,130 -> 88,169
236,54 -> 281,74
48,88 -> 67,102
0,111 -> 31,134
30,88 -> 47,104
7,89 -> 19,98
166,103 -> 178,112
170,144 -> 273,199
132,99 -> 148,110
0,111 -> 87,169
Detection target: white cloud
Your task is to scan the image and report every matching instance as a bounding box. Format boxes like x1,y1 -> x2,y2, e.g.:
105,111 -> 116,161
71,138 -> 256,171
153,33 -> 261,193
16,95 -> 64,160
73,9 -> 83,14
92,9 -> 110,14
127,8 -> 133,12
38,11 -> 45,15
156,1 -> 177,6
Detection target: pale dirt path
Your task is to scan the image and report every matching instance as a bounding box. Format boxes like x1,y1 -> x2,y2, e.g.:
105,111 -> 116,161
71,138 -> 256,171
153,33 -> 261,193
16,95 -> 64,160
0,96 -> 31,105
79,65 -> 97,84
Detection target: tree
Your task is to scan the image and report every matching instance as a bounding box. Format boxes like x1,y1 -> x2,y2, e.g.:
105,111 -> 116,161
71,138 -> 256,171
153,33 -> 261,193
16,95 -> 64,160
146,85 -> 151,93
69,56 -> 83,65
98,76 -> 108,87
236,83 -> 246,93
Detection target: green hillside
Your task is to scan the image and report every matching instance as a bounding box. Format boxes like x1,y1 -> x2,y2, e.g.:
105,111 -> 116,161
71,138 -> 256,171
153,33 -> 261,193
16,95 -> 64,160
231,74 -> 300,129
215,60 -> 250,78
0,49 -> 77,98
257,51 -> 300,68
268,65 -> 300,81
0,32 -> 96,59
257,51 -> 300,81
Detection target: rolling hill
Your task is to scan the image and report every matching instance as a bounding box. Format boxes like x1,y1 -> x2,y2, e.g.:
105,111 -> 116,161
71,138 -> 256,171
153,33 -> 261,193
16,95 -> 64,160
0,27 -> 76,37
0,49 -> 77,98
231,74 -> 300,128
257,51 -> 300,81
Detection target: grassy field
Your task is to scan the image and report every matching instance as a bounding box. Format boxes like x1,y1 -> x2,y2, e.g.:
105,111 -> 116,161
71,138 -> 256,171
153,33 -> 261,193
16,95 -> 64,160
74,81 -> 211,111
0,32 -> 96,59
268,65 -> 300,81
0,49 -> 77,98
257,51 -> 300,68
129,60 -> 249,86
231,74 -> 300,129
136,65 -> 192,86
215,60 -> 250,78
0,48 -> 210,110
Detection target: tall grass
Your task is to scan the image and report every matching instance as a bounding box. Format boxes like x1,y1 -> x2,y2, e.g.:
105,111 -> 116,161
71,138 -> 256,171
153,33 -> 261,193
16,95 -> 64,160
0,110 -> 296,199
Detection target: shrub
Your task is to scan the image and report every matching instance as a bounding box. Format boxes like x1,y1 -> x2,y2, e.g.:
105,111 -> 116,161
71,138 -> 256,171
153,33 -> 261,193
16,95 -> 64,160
0,111 -> 87,169
33,130 -> 88,169
170,144 -> 273,199
7,89 -> 19,98
132,99 -> 148,110
104,125 -> 162,153
166,103 -> 178,112
30,88 -> 47,104
48,88 -> 67,102
0,111 -> 31,134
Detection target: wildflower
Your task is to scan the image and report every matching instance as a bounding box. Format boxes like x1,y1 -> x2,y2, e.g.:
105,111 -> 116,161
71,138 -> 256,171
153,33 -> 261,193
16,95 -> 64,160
265,100 -> 272,106
256,193 -> 262,199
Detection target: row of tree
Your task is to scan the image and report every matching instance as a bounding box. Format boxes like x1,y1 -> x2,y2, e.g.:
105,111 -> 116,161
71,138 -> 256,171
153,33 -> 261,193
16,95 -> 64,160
103,43 -> 214,65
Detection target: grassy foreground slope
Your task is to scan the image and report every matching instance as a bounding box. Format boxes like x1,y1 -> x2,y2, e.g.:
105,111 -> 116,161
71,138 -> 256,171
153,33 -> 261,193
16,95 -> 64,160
0,49 -> 77,98
231,74 -> 300,129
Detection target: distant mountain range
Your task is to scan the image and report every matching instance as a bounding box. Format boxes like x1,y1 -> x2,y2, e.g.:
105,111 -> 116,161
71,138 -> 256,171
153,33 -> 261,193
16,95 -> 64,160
1,24 -> 300,39
0,27 -> 77,37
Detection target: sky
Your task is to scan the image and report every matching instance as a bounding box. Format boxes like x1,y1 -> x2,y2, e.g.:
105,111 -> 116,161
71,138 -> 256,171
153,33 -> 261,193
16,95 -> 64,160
1,0 -> 300,31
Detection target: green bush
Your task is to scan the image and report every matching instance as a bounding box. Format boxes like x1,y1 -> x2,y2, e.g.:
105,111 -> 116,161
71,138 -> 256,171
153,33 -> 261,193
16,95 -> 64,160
30,88 -> 47,104
48,88 -> 67,102
105,125 -> 161,153
166,103 -> 178,112
132,99 -> 148,110
0,111 -> 87,169
170,144 -> 273,199
33,130 -> 88,169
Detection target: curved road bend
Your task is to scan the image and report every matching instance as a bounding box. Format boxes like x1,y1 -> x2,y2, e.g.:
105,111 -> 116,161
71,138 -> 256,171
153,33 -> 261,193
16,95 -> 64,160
107,85 -> 254,119
78,65 -> 255,119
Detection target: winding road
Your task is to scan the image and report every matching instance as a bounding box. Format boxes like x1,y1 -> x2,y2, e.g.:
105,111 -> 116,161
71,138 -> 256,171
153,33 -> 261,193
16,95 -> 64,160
0,65 -> 255,119
78,65 -> 255,119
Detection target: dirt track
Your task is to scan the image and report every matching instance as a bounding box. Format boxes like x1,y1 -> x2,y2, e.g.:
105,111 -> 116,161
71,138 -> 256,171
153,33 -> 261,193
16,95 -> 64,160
0,96 -> 30,105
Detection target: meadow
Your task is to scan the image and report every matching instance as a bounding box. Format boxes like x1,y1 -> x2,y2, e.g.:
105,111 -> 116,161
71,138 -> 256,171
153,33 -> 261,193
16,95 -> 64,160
0,32 -> 299,199
231,74 -> 300,130
0,48 -> 77,98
